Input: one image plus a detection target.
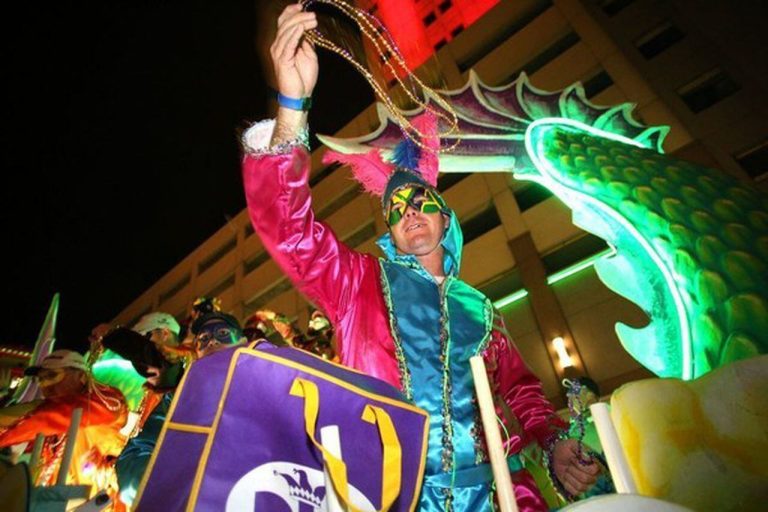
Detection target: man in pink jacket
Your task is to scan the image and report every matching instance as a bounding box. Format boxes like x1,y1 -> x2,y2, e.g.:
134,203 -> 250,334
240,5 -> 599,510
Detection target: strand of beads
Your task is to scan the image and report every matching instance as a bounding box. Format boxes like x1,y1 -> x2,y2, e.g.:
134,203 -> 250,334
300,0 -> 460,152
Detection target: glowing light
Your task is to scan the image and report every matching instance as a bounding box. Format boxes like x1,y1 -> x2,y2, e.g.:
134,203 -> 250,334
493,248 -> 614,311
524,118 -> 693,380
552,336 -> 574,369
492,289 -> 529,309
547,248 -> 615,285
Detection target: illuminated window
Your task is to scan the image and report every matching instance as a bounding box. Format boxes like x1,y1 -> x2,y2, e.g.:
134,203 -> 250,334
635,21 -> 685,59
678,68 -> 740,113
735,140 -> 768,181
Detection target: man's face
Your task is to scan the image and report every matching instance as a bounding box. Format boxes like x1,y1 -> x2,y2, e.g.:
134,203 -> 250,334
145,328 -> 181,364
145,328 -> 179,348
37,368 -> 87,399
194,320 -> 241,359
387,186 -> 448,257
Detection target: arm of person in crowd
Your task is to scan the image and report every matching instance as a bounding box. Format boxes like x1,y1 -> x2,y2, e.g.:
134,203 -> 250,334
242,5 -> 368,333
487,313 -> 599,497
115,393 -> 172,507
0,394 -> 92,446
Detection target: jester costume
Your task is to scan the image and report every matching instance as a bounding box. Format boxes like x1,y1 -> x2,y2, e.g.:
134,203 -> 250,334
242,118 -> 564,511
0,382 -> 127,496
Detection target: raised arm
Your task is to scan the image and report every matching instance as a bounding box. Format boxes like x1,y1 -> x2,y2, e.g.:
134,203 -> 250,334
242,4 -> 370,325
270,3 -> 317,147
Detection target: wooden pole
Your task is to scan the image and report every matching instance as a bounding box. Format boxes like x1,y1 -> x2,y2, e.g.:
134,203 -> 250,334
590,403 -> 637,493
28,433 -> 45,482
56,407 -> 83,486
320,425 -> 345,512
470,356 -> 519,512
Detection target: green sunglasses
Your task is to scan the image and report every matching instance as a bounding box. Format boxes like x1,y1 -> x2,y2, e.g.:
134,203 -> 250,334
386,186 -> 445,226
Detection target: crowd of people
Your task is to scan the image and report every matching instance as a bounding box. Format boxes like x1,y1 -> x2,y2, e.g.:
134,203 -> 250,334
0,299 -> 336,509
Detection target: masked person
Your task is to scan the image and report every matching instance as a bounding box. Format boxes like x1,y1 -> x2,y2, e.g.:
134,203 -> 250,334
239,6 -> 600,511
305,310 -> 336,361
0,350 -> 127,498
114,310 -> 245,507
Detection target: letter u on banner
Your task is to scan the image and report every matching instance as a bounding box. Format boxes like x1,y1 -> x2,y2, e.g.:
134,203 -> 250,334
290,377 -> 403,511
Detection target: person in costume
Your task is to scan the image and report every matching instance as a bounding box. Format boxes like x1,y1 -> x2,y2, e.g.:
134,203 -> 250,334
114,310 -> 245,507
0,350 -> 127,499
305,310 -> 336,361
560,377 -> 614,500
246,308 -> 337,360
240,5 -> 599,511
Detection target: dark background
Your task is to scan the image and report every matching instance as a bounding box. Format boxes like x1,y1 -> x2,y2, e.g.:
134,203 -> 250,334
3,1 -> 372,352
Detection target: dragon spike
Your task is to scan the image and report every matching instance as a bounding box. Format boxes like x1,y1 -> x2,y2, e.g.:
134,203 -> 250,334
317,69 -> 669,174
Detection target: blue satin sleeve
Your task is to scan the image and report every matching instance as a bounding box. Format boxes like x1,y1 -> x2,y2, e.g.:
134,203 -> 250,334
116,393 -> 172,506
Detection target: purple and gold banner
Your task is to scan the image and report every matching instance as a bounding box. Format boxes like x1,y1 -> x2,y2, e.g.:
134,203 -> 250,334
135,344 -> 429,511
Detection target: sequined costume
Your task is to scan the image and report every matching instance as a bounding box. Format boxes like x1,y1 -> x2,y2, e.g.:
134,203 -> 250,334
242,120 -> 564,511
0,383 -> 127,496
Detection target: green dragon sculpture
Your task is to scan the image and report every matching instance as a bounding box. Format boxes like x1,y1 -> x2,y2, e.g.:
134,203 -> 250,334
319,70 -> 768,380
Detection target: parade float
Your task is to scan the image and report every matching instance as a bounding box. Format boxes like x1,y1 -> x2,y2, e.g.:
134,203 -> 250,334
318,68 -> 768,511
3,1 -> 766,509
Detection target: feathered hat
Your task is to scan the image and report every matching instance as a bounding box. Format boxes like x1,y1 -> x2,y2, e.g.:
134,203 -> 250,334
322,111 -> 443,211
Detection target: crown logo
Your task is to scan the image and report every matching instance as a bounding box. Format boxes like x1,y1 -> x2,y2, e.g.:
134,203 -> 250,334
275,468 -> 327,510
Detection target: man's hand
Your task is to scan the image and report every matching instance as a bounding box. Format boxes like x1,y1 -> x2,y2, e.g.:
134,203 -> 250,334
552,439 -> 600,496
270,3 -> 318,99
89,323 -> 113,344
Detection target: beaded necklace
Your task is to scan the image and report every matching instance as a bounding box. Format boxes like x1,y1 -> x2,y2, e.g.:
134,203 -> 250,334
300,0 -> 460,151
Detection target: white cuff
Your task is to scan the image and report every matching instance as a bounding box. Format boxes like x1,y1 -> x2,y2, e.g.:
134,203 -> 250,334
242,119 -> 276,153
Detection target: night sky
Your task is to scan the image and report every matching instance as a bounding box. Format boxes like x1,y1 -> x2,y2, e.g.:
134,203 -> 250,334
4,1 -> 372,353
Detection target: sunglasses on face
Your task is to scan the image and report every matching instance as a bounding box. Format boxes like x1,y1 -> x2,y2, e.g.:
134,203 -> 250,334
386,186 -> 444,226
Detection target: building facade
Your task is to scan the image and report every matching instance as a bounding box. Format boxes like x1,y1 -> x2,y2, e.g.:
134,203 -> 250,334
112,0 -> 767,404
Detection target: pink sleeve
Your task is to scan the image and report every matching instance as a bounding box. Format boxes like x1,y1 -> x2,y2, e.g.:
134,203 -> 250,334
241,148 -> 368,346
483,314 -> 565,451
